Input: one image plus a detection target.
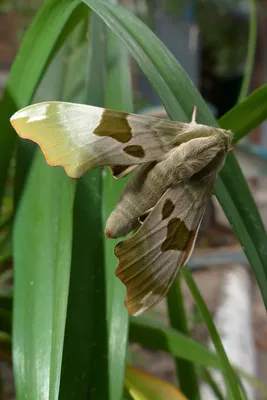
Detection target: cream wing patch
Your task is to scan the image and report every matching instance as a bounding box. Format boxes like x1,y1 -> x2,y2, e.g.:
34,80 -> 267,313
10,101 -> 181,178
12,103 -> 50,123
56,102 -> 103,146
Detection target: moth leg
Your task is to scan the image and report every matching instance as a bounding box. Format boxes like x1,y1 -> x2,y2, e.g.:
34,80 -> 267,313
138,207 -> 154,224
108,164 -> 138,179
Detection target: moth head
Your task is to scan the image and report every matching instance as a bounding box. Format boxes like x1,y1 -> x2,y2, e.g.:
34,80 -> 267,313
189,107 -> 233,150
219,129 -> 234,152
181,122 -> 233,151
196,125 -> 233,154
189,128 -> 233,183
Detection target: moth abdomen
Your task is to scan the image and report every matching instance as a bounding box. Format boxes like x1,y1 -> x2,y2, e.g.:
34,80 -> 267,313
105,198 -> 141,238
105,162 -> 166,238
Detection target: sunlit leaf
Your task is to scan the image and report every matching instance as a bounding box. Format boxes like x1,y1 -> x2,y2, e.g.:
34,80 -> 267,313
125,365 -> 188,400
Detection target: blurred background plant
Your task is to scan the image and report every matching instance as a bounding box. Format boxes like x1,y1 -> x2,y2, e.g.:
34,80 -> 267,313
0,0 -> 267,399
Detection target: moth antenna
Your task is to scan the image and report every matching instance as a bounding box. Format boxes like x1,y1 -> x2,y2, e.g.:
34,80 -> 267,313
191,105 -> 197,123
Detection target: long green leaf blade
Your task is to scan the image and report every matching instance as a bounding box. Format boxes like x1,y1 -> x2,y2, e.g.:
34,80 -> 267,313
129,317 -> 222,370
13,153 -> 74,399
129,318 -> 267,398
0,0 -> 80,208
167,279 -> 200,399
59,11 -> 108,400
216,161 -> 267,309
59,171 -> 107,400
237,0 -> 257,102
12,4 -> 90,399
217,85 -> 267,309
182,268 -> 242,399
219,84 -> 267,142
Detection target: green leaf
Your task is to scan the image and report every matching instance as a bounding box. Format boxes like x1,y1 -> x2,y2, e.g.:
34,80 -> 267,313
167,278 -> 200,400
220,86 -> 267,296
129,317 -> 267,398
12,3 -> 90,399
125,365 -> 188,400
0,293 -> 12,314
237,0 -> 257,102
0,330 -> 12,363
58,12 -> 108,400
182,268 -> 242,399
129,316 -> 222,370
0,307 -> 12,336
0,229 -> 12,264
199,368 -> 225,400
235,367 -> 267,398
13,153 -> 74,399
219,84 -> 267,143
59,170 -> 107,400
0,0 -> 81,208
215,156 -> 267,311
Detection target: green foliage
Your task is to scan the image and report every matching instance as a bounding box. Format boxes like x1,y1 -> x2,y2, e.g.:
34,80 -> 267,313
0,0 -> 266,399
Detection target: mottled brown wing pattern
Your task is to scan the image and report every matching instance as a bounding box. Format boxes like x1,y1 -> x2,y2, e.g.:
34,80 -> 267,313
10,102 -> 234,316
115,180 -> 213,316
104,132 -> 230,239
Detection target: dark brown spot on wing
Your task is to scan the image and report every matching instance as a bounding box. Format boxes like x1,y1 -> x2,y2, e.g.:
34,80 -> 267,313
123,145 -> 145,158
162,199 -> 175,220
94,109 -> 132,143
161,217 -> 192,252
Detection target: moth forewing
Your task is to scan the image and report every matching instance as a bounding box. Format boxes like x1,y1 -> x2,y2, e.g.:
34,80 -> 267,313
105,131 -> 231,239
10,101 -> 184,178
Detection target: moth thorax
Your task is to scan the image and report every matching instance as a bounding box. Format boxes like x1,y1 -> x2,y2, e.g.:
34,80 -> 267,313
191,150 -> 226,182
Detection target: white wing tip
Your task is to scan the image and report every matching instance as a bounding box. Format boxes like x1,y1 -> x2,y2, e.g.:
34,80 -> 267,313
131,307 -> 145,317
10,103 -> 50,123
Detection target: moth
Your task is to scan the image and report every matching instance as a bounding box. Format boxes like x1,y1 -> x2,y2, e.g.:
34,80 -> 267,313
10,102 -> 233,316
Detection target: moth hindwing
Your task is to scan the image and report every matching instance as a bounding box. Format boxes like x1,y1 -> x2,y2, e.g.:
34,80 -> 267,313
115,176 -> 219,316
10,102 -> 233,315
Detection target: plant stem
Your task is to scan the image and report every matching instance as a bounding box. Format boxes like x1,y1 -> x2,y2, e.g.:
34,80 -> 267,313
238,0 -> 257,102
167,276 -> 200,400
182,267 -> 243,400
